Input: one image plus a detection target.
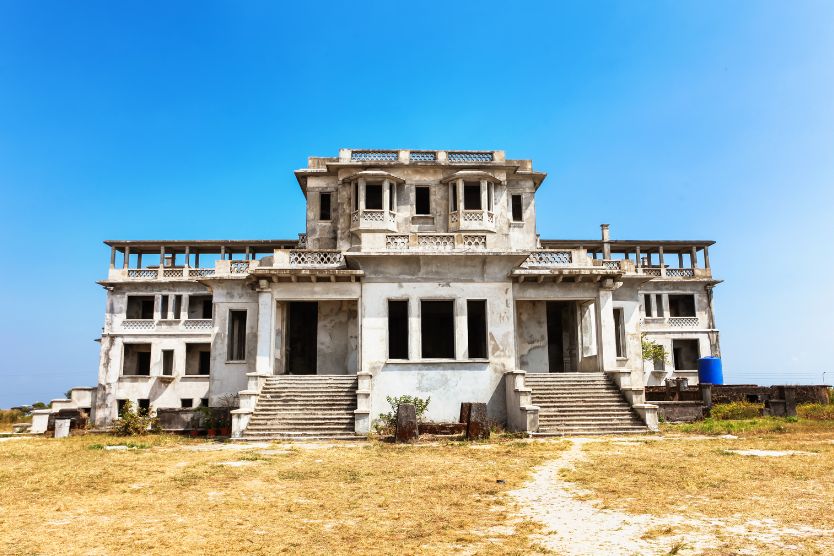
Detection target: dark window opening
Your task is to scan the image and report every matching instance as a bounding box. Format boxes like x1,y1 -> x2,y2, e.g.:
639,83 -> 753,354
187,295 -> 213,319
123,344 -> 152,376
614,308 -> 625,358
511,194 -> 523,221
389,185 -> 395,211
162,349 -> 174,376
388,300 -> 409,359
421,300 -> 454,359
415,186 -> 431,215
366,184 -> 383,210
227,310 -> 247,361
669,294 -> 696,317
287,301 -> 318,374
643,294 -> 654,317
353,182 -> 359,211
137,399 -> 150,415
173,295 -> 183,319
117,399 -> 127,416
463,182 -> 482,210
160,296 -> 169,319
126,296 -> 155,319
656,295 -> 665,317
181,398 -> 193,408
672,339 -> 700,370
487,183 -> 493,211
451,184 -> 458,211
200,398 -> 209,407
466,300 -> 488,359
186,343 -> 212,375
319,192 -> 332,221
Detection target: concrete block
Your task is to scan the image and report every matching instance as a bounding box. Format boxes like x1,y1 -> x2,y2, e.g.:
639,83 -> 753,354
54,419 -> 71,439
465,402 -> 490,440
395,403 -> 418,443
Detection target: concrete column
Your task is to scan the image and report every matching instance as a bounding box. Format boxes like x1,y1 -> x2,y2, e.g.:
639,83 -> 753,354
408,297 -> 420,360
124,246 -> 130,269
110,246 -> 116,268
455,297 -> 467,360
220,246 -> 226,261
691,246 -> 698,269
480,179 -> 487,212
359,179 -> 366,211
601,224 -> 611,259
658,245 -> 665,276
383,180 -> 390,214
167,294 -> 175,319
181,294 -> 190,320
660,294 -> 670,318
678,252 -> 684,269
595,284 -> 617,371
153,295 -> 162,320
635,246 -> 641,269
255,281 -> 274,375
159,246 -> 165,269
703,246 -> 711,269
456,179 -> 464,211
184,246 -> 190,267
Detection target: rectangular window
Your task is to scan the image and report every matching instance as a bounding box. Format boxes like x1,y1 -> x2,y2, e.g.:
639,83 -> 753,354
388,184 -> 395,211
656,294 -> 665,317
160,296 -> 169,319
137,399 -> 150,415
421,300 -> 455,359
123,344 -> 152,376
353,182 -> 359,211
162,349 -> 174,375
388,300 -> 409,359
200,398 -> 209,407
415,186 -> 431,215
126,295 -> 155,319
672,339 -> 700,370
668,294 -> 696,317
643,294 -> 654,317
186,343 -> 212,375
117,399 -> 127,416
463,182 -> 482,210
365,184 -> 383,210
451,183 -> 458,211
180,398 -> 193,408
613,308 -> 626,358
487,182 -> 493,211
319,192 -> 332,221
173,295 -> 183,319
199,352 -> 211,375
466,300 -> 488,359
511,195 -> 523,221
227,310 -> 247,361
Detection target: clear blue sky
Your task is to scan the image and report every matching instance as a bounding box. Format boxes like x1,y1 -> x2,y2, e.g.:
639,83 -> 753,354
1,1 -> 833,407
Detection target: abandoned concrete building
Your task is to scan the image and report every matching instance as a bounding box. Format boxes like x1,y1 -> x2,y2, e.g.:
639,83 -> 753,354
48,149 -> 722,437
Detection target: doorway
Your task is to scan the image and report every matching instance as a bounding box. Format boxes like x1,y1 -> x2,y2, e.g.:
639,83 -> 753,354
672,339 -> 700,371
546,301 -> 579,372
287,302 -> 318,374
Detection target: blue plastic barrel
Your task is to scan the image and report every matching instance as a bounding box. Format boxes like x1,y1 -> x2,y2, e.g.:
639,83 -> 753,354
698,357 -> 723,385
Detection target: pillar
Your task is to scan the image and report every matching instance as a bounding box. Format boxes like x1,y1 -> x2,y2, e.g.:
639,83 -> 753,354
635,245 -> 641,268
408,297 -> 420,360
678,252 -> 684,269
455,297 -> 467,360
110,246 -> 116,268
359,179 -> 366,211
601,224 -> 611,259
383,180 -> 390,214
480,179 -> 488,212
456,179 -> 464,211
595,282 -> 617,371
159,246 -> 165,268
184,245 -> 190,267
123,246 -> 130,269
703,246 -> 710,269
658,245 -> 665,276
255,281 -> 274,375
691,246 -> 698,269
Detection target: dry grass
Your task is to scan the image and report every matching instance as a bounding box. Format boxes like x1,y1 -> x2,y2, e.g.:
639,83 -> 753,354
0,409 -> 30,432
0,435 -> 566,555
563,428 -> 834,554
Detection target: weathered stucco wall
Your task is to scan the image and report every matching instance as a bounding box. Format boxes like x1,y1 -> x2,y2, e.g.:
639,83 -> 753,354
516,300 -> 548,372
316,300 -> 358,374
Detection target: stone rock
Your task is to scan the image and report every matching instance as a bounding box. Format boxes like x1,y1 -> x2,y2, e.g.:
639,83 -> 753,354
465,402 -> 490,440
459,402 -> 472,424
395,403 -> 418,443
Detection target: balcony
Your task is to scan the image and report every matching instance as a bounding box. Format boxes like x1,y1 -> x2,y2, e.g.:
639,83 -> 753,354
641,316 -> 702,329
350,209 -> 397,232
448,210 -> 495,232
118,318 -> 214,334
271,249 -> 346,268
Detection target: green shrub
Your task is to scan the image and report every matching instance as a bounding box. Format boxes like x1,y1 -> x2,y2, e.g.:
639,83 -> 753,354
710,401 -> 763,420
797,403 -> 834,420
373,395 -> 431,435
112,401 -> 161,436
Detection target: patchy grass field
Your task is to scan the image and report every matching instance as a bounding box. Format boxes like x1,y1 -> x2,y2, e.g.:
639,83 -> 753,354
563,422 -> 834,554
0,435 -> 564,555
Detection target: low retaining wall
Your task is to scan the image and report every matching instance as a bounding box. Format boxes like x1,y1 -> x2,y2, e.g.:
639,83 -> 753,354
712,385 -> 830,405
655,401 -> 705,423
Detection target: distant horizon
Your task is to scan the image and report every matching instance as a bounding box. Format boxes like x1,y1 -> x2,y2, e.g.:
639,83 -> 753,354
2,1 -> 833,407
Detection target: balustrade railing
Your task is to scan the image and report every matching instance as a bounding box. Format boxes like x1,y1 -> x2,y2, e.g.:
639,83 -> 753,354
448,151 -> 493,162
351,150 -> 398,161
183,319 -> 214,330
668,316 -> 700,327
522,250 -> 573,267
121,319 -> 156,331
383,234 -> 487,251
287,250 -> 345,267
230,260 -> 250,274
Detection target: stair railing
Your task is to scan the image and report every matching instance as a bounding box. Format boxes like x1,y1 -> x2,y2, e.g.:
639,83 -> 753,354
604,368 -> 659,431
231,372 -> 271,438
504,370 -> 539,433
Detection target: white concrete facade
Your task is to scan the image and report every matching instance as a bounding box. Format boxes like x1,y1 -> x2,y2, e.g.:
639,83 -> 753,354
83,149 -> 720,433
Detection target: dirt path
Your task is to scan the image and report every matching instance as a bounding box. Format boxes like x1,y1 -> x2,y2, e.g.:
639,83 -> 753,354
510,437 -> 831,555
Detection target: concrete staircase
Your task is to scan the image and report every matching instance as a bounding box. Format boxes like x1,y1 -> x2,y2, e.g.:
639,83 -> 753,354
525,372 -> 649,435
242,375 -> 360,440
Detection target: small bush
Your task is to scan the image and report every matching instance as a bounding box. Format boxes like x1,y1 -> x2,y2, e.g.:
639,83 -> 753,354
797,403 -> 834,420
112,401 -> 161,436
710,401 -> 763,420
373,395 -> 431,435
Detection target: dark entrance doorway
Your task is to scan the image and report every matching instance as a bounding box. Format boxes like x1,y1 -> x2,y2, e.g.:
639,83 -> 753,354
287,302 -> 318,374
546,301 -> 579,372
